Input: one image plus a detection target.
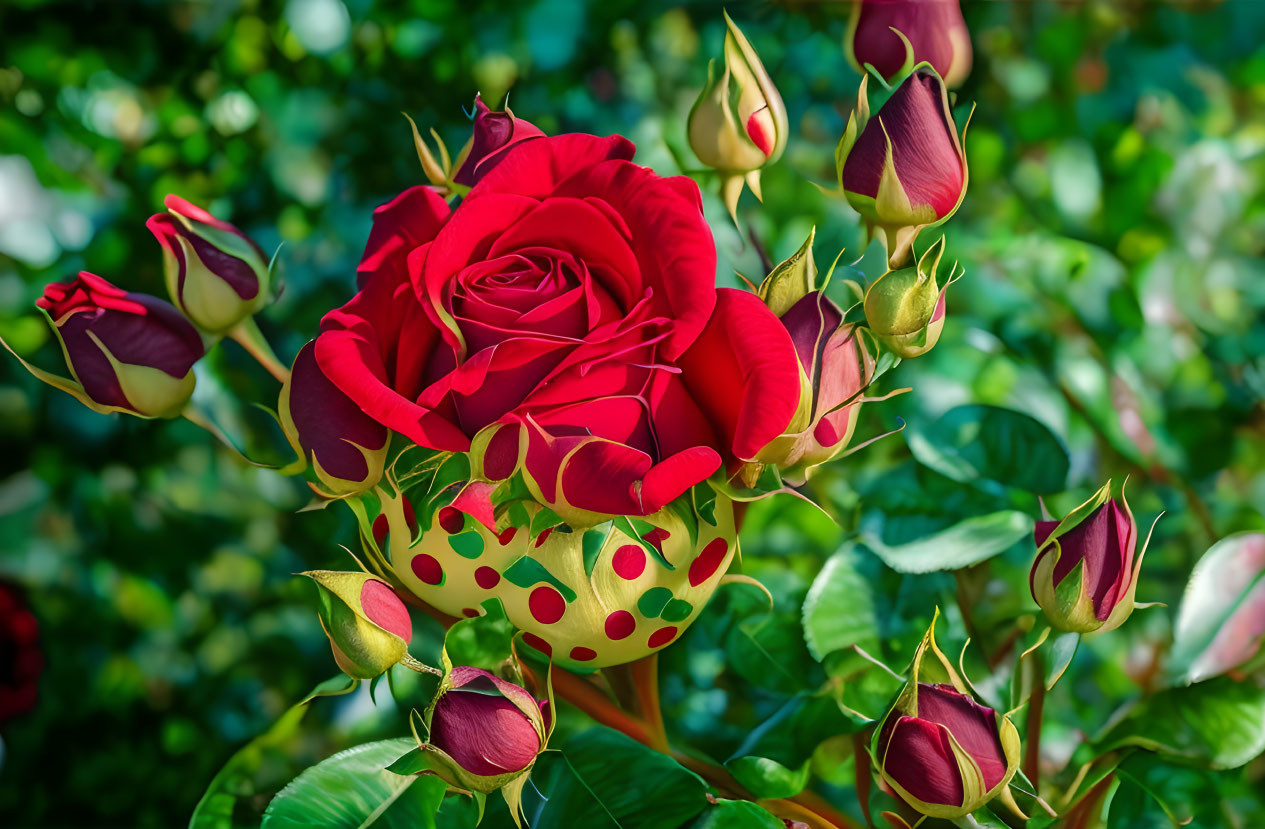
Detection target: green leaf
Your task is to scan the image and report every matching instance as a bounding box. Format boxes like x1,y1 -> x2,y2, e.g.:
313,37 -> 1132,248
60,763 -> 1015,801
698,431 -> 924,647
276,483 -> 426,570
262,739 -> 447,828
528,727 -> 707,828
1168,532 -> 1265,684
906,404 -> 1070,494
1097,676 -> 1265,770
802,543 -> 881,661
189,675 -> 358,829
444,599 -> 515,671
863,510 -> 1034,574
725,755 -> 810,799
691,799 -> 784,829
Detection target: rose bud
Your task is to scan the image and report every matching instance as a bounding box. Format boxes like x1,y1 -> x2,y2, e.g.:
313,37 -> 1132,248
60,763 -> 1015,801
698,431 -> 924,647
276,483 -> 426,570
864,235 -> 958,359
846,0 -> 973,89
420,666 -> 548,797
688,11 -> 788,221
302,571 -> 413,680
754,230 -> 875,482
146,195 -> 271,334
279,341 -> 389,497
0,581 -> 43,725
450,94 -> 545,188
17,271 -> 204,418
837,68 -> 968,267
873,611 -> 1021,819
1030,480 -> 1151,634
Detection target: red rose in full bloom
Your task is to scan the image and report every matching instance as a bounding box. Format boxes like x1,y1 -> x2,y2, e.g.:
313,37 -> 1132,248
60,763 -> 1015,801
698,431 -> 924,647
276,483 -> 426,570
309,133 -> 800,521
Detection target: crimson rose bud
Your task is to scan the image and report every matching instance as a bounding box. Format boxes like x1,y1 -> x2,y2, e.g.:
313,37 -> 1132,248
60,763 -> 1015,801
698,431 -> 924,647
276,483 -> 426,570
451,94 -> 545,188
876,683 -> 1016,818
424,666 -> 547,794
1031,481 -> 1148,634
0,582 -> 42,725
146,195 -> 271,334
303,571 -> 413,680
874,611 -> 1020,819
846,0 -> 973,89
31,272 -> 203,418
279,341 -> 389,497
838,68 -> 967,266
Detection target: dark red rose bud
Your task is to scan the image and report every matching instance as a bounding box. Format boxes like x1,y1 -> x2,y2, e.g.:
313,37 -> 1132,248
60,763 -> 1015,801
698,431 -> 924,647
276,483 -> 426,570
876,683 -> 1018,818
0,582 -> 42,725
451,94 -> 545,187
279,341 -> 389,497
838,68 -> 967,266
31,271 -> 204,418
1031,481 -> 1148,633
423,666 -> 547,795
146,195 -> 271,334
847,0 -> 973,88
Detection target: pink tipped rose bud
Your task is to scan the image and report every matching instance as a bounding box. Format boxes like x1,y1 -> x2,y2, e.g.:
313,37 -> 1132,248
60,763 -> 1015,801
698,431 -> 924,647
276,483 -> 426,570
838,68 -> 967,266
31,271 -> 204,418
422,666 -> 547,794
875,682 -> 1017,818
451,94 -> 545,188
279,341 -> 389,497
1030,481 -> 1148,634
846,0 -> 973,89
303,571 -> 413,680
146,195 -> 271,334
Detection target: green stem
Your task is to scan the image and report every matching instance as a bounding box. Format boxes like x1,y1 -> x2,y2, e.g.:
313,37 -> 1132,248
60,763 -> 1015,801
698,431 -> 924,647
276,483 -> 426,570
228,317 -> 290,383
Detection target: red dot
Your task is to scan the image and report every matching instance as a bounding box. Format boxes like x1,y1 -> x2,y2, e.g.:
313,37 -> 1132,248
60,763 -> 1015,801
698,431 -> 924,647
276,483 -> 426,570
462,607 -> 480,618
643,528 -> 670,550
535,527 -> 553,548
411,553 -> 443,586
497,527 -> 518,546
475,566 -> 501,589
569,646 -> 597,662
529,586 -> 566,624
612,544 -> 646,580
604,610 -> 635,641
522,632 -> 552,656
372,514 -> 389,548
648,626 -> 678,648
688,538 -> 728,587
401,497 -> 418,534
438,507 -> 464,534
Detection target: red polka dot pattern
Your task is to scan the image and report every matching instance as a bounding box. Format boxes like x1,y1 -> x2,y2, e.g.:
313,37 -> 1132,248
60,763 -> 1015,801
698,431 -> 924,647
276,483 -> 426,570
522,632 -> 552,656
529,586 -> 566,624
604,610 -> 636,641
411,553 -> 443,586
648,626 -> 679,648
612,545 -> 646,580
371,514 -> 389,548
569,646 -> 597,662
437,507 -> 464,534
497,527 -> 518,546
462,607 -> 480,618
688,538 -> 728,586
535,528 -> 553,548
475,566 -> 501,589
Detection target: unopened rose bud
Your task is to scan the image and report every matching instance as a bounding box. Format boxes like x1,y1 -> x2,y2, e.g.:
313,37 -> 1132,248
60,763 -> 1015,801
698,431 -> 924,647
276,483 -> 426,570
451,94 -> 545,188
846,0 -> 973,89
688,11 -> 788,221
755,231 -> 874,481
838,68 -> 968,266
1031,481 -> 1148,634
279,341 -> 389,497
422,666 -> 547,793
874,612 -> 1020,819
146,196 -> 271,334
26,272 -> 203,418
303,571 -> 413,680
864,236 -> 956,358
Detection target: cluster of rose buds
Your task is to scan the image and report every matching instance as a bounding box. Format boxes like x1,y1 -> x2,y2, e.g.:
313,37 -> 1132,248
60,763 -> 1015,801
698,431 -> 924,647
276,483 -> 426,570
3,196 -> 276,421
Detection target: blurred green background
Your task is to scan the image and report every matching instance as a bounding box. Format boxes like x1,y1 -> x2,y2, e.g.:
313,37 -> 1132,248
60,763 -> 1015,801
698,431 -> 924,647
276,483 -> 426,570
1,0 -> 1263,826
